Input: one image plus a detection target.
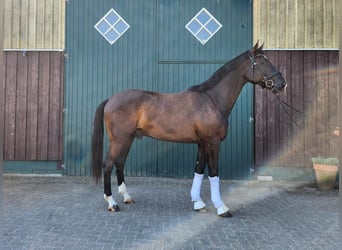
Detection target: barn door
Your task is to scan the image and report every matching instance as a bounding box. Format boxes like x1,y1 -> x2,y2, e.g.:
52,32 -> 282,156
64,0 -> 253,179
154,0 -> 254,178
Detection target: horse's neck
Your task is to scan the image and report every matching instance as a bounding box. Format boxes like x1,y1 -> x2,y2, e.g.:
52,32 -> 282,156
206,61 -> 249,117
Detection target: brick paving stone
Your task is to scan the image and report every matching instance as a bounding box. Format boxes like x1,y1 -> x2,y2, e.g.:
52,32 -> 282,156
3,176 -> 340,250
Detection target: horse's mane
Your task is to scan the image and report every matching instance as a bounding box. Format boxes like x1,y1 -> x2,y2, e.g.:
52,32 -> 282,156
188,46 -> 264,92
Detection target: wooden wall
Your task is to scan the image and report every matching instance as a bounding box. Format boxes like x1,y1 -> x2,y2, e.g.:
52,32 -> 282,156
3,51 -> 64,161
254,0 -> 339,49
3,0 -> 65,49
255,50 -> 339,167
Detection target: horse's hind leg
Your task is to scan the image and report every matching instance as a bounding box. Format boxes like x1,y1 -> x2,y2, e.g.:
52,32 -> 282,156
103,148 -> 120,212
115,137 -> 134,204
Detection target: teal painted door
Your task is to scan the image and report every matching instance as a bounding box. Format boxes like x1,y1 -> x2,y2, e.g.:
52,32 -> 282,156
64,0 -> 253,179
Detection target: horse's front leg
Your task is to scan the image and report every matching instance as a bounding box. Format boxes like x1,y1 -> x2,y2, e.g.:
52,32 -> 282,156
191,144 -> 208,212
207,141 -> 232,217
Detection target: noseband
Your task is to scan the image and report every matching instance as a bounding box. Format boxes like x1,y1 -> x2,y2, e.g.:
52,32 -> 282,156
249,54 -> 282,90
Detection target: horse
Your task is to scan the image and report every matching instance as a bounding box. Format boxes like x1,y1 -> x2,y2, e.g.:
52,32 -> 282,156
91,42 -> 286,217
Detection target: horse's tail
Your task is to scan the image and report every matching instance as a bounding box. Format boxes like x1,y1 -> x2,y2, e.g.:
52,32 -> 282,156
91,99 -> 109,184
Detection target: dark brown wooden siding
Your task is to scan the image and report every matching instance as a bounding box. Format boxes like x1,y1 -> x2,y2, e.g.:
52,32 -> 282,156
3,51 -> 64,161
255,50 -> 339,168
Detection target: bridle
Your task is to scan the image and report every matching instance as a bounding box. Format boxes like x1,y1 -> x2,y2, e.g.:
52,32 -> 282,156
248,54 -> 283,90
249,54 -> 301,129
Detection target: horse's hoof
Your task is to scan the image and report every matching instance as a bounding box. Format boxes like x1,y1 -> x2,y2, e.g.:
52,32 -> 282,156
197,207 -> 209,213
124,198 -> 135,204
193,200 -> 207,213
108,205 -> 120,212
219,211 -> 232,218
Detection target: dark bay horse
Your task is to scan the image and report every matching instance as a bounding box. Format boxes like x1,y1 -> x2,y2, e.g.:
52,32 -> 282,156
91,42 -> 286,217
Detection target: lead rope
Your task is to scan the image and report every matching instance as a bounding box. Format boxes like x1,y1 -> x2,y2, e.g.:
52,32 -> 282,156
276,95 -> 303,129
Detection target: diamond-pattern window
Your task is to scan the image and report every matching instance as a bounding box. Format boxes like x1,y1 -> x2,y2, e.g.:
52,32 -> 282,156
185,8 -> 222,45
94,8 -> 130,45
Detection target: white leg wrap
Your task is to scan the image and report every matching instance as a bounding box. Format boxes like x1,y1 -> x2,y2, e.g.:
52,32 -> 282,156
191,173 -> 204,202
104,194 -> 117,208
209,176 -> 223,208
209,176 -> 230,216
118,183 -> 132,203
191,173 -> 206,211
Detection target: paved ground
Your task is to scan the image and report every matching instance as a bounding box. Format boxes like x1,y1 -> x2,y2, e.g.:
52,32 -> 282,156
2,175 -> 340,250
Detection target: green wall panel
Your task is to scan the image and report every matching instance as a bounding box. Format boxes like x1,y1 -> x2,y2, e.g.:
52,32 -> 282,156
65,0 -> 253,179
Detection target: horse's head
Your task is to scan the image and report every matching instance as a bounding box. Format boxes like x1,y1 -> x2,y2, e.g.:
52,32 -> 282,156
245,42 -> 286,94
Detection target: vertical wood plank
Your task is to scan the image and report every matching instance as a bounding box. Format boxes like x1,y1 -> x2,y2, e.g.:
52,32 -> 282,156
268,0 -> 278,47
324,0 -> 334,48
254,84 -> 265,166
276,51 -> 287,165
4,52 -> 17,160
295,0 -> 305,47
59,53 -> 65,160
52,0 -> 59,49
290,50 -> 304,165
44,0 -> 53,48
304,0 -> 314,47
26,52 -> 39,160
37,52 -> 50,160
3,0 -> 12,48
19,0 -> 28,48
303,51 -> 317,161
15,53 -> 28,160
27,0 -> 37,48
265,51 -> 277,164
286,0 -> 296,48
35,0 -> 45,48
328,51 -> 339,157
277,0 -> 286,48
314,0 -> 324,47
11,0 -> 20,48
48,52 -> 62,160
316,51 -> 329,156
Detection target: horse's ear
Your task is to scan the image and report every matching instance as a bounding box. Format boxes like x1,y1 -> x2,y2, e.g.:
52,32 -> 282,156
250,40 -> 260,54
254,40 -> 259,50
259,42 -> 265,50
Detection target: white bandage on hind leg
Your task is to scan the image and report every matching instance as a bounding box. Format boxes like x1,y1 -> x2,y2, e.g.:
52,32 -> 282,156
191,173 -> 204,202
118,182 -> 132,202
104,194 -> 117,207
209,176 -> 224,208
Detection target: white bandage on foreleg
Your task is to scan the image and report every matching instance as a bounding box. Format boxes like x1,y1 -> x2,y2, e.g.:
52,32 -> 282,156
104,194 -> 117,207
118,182 -> 132,202
191,173 -> 204,202
209,176 -> 223,208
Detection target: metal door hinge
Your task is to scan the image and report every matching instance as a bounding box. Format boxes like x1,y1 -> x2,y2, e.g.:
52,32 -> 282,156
63,108 -> 68,114
248,116 -> 254,123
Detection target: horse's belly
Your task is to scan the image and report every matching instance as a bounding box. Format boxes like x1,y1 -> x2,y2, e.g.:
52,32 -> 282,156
142,125 -> 198,143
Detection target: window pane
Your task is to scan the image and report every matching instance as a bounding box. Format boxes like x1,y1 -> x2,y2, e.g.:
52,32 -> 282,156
197,11 -> 210,24
105,29 -> 119,43
97,20 -> 110,34
106,11 -> 119,25
187,20 -> 201,34
115,20 -> 129,34
206,20 -> 220,34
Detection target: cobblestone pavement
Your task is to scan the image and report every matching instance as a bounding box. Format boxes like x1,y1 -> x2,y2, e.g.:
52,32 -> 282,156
3,176 -> 340,250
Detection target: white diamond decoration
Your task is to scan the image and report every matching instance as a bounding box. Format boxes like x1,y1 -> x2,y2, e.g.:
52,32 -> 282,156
185,8 -> 222,45
95,8 -> 130,45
